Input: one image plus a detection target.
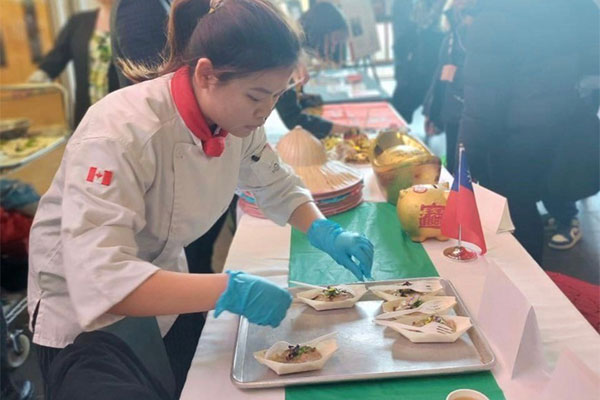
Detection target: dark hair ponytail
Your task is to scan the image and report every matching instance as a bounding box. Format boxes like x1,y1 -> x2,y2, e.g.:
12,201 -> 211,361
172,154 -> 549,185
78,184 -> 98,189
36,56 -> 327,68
163,0 -> 210,72
122,0 -> 302,82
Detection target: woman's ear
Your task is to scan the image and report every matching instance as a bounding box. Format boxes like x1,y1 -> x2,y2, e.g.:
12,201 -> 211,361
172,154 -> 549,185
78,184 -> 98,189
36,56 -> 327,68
194,58 -> 215,89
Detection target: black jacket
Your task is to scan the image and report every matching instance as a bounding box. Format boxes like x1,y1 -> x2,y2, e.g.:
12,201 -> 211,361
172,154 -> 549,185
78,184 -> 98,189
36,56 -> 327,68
423,11 -> 469,129
275,88 -> 333,138
458,0 -> 599,200
39,10 -> 119,127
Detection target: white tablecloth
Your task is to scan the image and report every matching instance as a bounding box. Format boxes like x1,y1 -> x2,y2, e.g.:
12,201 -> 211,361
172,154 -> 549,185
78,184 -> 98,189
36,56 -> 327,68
181,166 -> 600,400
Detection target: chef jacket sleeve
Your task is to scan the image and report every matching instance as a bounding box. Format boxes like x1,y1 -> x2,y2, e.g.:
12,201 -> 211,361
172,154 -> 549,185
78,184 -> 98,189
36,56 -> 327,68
237,127 -> 313,226
60,135 -> 159,331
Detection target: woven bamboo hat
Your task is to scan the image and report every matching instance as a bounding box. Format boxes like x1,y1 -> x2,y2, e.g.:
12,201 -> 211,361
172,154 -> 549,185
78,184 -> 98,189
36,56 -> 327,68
276,126 -> 362,195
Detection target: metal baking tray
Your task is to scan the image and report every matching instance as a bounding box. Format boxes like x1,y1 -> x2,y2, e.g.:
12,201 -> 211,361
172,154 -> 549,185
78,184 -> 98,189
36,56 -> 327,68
231,278 -> 495,389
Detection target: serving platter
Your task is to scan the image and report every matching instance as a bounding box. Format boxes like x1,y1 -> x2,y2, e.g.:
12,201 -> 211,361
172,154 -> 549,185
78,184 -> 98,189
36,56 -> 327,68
231,278 -> 495,389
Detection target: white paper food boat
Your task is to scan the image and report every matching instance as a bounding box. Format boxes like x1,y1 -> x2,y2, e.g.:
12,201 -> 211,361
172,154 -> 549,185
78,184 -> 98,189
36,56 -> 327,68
369,279 -> 444,301
295,284 -> 367,311
253,332 -> 338,375
375,314 -> 472,343
380,295 -> 456,316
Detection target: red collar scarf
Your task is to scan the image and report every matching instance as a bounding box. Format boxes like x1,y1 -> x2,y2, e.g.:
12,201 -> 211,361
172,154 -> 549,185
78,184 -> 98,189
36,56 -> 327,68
170,66 -> 228,157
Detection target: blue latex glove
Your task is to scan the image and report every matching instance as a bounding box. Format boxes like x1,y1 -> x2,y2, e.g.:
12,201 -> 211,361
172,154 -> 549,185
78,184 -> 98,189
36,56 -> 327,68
214,271 -> 292,327
307,219 -> 374,281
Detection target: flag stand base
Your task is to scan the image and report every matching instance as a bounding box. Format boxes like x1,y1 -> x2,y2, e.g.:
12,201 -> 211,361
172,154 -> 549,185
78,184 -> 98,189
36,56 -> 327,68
443,245 -> 477,262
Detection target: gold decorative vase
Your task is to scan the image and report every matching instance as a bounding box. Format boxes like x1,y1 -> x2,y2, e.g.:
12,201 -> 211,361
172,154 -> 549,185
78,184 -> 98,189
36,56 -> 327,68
370,128 -> 441,205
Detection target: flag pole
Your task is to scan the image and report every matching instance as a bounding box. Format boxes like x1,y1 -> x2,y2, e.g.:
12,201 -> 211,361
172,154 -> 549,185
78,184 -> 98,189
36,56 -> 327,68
457,145 -> 463,248
443,143 -> 477,262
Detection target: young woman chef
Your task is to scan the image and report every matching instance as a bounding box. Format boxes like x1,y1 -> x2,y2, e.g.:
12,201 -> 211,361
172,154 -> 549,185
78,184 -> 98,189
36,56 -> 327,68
28,0 -> 374,388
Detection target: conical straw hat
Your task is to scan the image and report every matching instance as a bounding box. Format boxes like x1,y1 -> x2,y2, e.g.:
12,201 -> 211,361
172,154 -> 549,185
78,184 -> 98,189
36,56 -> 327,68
276,126 -> 363,195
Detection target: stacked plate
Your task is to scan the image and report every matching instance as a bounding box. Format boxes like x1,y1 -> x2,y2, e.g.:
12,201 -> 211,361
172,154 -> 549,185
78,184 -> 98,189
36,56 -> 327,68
239,181 -> 363,218
239,126 -> 364,218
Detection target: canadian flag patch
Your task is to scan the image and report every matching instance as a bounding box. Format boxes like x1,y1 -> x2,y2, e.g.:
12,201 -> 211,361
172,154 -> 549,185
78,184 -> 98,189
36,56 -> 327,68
86,167 -> 113,186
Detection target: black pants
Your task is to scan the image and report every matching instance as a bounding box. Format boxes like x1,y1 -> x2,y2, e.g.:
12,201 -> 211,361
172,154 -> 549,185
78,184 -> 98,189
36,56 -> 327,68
36,312 -> 205,399
184,196 -> 237,274
444,122 -> 459,174
543,198 -> 578,227
506,199 -> 544,264
392,77 -> 430,124
463,127 -> 556,264
184,214 -> 226,274
43,331 -> 172,400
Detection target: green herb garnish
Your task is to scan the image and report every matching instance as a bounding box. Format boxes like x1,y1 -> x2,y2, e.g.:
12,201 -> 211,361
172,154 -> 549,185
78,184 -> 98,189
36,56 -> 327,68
322,286 -> 349,300
410,298 -> 424,309
285,345 -> 316,360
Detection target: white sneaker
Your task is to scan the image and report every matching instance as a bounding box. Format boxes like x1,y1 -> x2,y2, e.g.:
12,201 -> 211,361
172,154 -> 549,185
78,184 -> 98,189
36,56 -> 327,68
548,226 -> 582,250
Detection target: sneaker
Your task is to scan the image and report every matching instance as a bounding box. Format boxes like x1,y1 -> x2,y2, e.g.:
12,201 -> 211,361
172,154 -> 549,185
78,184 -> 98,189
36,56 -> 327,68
542,214 -> 557,231
548,225 -> 582,250
570,217 -> 580,228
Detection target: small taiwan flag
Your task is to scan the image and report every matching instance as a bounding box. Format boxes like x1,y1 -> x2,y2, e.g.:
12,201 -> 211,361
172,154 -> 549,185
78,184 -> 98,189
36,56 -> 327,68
441,146 -> 487,254
86,167 -> 113,186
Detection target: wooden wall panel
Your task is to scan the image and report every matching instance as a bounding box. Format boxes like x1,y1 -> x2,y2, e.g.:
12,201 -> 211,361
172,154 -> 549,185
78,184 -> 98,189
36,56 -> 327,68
0,0 -> 55,84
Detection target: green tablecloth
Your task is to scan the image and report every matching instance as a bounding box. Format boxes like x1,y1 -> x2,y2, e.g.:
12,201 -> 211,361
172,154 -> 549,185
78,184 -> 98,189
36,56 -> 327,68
287,202 -> 504,400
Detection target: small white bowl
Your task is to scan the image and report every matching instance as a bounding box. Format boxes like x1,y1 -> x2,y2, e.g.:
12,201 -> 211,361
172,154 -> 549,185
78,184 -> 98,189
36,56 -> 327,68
446,388 -> 490,400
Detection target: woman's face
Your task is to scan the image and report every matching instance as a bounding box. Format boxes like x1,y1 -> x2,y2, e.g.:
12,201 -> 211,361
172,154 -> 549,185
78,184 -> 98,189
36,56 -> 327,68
194,63 -> 295,138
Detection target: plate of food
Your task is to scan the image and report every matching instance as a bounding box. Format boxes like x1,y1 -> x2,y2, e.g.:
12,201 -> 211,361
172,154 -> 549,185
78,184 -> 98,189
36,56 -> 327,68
375,314 -> 472,343
232,278 -> 494,389
295,284 -> 367,311
377,295 -> 457,319
369,279 -> 444,301
322,134 -> 372,164
253,332 -> 338,375
0,118 -> 30,140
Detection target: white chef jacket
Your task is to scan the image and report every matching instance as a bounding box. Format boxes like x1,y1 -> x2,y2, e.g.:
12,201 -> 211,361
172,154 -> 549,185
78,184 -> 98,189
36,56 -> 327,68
28,73 -> 312,348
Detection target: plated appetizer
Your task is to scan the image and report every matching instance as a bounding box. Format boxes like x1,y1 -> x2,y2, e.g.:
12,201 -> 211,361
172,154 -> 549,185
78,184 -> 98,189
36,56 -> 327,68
269,344 -> 322,364
378,295 -> 456,318
254,333 -> 338,375
374,314 -> 472,343
296,284 -> 367,311
311,286 -> 354,302
370,280 -> 444,301
412,315 -> 457,332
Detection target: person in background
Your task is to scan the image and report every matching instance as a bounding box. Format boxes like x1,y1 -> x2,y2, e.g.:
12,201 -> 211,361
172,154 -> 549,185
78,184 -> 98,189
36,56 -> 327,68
110,0 -> 171,87
28,0 -> 374,397
391,0 -> 446,124
422,0 -> 476,173
275,1 -> 360,139
457,0 -> 599,263
541,2 -> 600,252
28,0 -> 117,128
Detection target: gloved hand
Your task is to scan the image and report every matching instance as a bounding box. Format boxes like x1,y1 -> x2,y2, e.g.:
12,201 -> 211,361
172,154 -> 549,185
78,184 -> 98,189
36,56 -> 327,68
307,219 -> 374,281
214,271 -> 292,327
